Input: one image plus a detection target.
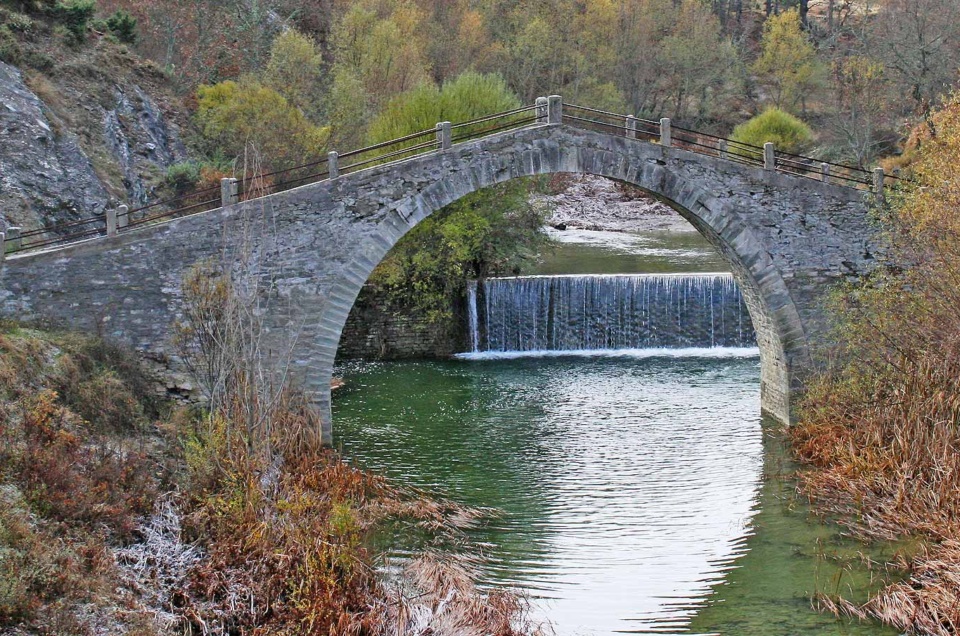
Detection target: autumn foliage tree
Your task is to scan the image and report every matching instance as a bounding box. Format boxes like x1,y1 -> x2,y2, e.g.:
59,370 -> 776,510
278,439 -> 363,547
195,79 -> 329,173
752,8 -> 822,114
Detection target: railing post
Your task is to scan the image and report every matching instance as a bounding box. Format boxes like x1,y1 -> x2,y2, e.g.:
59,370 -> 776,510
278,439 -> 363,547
873,167 -> 885,201
763,142 -> 775,171
0,232 -> 4,264
718,139 -> 728,159
117,204 -> 129,230
5,227 -> 20,251
328,151 -> 339,179
820,163 -> 830,184
659,118 -> 671,147
536,97 -> 549,124
626,115 -> 638,140
220,177 -> 239,207
547,95 -> 563,124
106,207 -> 117,237
436,121 -> 452,150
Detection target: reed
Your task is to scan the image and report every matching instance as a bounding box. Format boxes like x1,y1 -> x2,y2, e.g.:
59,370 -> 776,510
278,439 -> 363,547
793,94 -> 960,632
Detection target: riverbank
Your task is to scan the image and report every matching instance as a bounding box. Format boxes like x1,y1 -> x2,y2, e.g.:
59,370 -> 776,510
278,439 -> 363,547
786,96 -> 960,635
0,324 -> 544,635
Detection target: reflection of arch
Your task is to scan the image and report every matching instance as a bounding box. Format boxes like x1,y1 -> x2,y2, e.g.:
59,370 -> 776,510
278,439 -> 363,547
315,126 -> 812,444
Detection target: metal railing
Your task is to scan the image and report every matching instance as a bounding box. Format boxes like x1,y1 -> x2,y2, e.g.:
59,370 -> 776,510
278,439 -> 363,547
3,97 -> 901,257
3,103 -> 542,256
562,103 -> 904,191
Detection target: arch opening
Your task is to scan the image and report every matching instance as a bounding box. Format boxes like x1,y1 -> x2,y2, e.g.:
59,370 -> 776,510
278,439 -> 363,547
320,128 -> 806,445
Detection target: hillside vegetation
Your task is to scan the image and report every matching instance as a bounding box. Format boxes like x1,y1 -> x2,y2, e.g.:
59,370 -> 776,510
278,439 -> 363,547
3,0 -> 959,321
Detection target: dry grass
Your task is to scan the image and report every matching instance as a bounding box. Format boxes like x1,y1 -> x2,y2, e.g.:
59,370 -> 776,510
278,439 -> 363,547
171,405 -> 542,635
793,95 -> 960,632
0,323 -> 543,634
0,326 -> 162,632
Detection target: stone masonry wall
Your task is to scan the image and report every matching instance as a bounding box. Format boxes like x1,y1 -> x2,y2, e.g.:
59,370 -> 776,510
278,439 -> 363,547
336,285 -> 464,360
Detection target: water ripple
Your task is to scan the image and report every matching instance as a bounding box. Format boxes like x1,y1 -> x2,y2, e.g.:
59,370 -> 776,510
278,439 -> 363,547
334,356 -> 763,635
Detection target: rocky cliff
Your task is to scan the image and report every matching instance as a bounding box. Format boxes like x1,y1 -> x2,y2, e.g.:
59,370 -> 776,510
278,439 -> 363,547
0,36 -> 188,233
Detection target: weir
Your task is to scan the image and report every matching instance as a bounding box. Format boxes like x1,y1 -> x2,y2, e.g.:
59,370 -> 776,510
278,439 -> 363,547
466,273 -> 756,354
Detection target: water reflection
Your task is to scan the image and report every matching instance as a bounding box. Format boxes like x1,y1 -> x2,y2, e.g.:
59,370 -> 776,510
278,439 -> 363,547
334,355 -> 766,634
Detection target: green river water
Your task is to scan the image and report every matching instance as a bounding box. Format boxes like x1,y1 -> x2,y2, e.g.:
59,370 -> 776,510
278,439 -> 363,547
332,226 -> 903,635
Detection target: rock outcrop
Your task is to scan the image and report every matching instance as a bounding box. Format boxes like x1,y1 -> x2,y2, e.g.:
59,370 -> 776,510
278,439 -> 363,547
103,83 -> 187,208
536,174 -> 694,233
0,60 -> 110,230
0,52 -> 188,233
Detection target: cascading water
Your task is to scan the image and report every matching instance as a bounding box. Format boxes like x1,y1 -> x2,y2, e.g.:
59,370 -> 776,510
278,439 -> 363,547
465,273 -> 755,355
466,280 -> 480,352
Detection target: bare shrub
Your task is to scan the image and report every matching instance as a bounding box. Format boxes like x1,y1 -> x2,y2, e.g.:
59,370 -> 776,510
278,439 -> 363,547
173,147 -> 304,461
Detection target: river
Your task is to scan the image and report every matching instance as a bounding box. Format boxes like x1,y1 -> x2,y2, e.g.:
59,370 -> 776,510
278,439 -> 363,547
332,223 -> 900,635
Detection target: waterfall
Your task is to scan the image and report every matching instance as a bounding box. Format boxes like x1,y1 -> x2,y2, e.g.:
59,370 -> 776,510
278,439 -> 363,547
467,280 -> 480,352
467,273 -> 755,354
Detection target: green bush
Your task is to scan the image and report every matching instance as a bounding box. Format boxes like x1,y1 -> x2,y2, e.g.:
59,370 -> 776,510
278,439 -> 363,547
53,0 -> 95,43
730,107 -> 813,155
105,8 -> 135,44
166,161 -> 202,193
0,24 -> 20,64
367,72 -> 520,144
0,8 -> 35,33
22,48 -> 53,71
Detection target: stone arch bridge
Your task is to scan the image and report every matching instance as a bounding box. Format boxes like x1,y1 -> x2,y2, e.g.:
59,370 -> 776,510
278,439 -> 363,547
0,98 -> 882,445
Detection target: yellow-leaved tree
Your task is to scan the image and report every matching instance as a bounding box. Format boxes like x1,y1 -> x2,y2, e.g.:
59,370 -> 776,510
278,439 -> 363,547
263,30 -> 325,122
752,9 -> 822,114
196,80 -> 329,173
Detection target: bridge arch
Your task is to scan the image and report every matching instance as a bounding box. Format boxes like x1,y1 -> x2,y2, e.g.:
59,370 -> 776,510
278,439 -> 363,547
317,128 -> 805,443
0,122 -> 874,446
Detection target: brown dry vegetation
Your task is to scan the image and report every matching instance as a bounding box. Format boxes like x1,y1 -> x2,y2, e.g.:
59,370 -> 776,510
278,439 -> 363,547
0,325 -> 162,633
792,94 -> 960,634
0,323 -> 545,635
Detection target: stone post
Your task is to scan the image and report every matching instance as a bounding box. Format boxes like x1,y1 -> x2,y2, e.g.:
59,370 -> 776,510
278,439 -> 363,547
820,163 -> 830,184
764,142 -> 775,171
328,151 -> 339,179
626,116 -> 638,140
873,167 -> 885,202
547,95 -> 563,124
536,97 -> 549,124
436,121 -> 452,150
718,139 -> 728,159
106,207 -> 117,237
117,204 -> 129,230
6,227 -> 21,251
660,118 -> 671,147
220,178 -> 239,207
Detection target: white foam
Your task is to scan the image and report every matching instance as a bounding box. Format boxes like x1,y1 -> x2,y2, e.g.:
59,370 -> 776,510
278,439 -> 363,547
454,347 -> 761,361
